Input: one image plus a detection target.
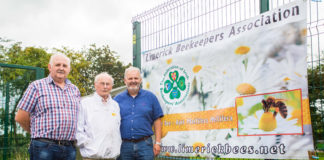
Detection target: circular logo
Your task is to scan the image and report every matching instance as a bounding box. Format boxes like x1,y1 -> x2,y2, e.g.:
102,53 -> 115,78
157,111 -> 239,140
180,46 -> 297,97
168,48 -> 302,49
160,65 -> 190,106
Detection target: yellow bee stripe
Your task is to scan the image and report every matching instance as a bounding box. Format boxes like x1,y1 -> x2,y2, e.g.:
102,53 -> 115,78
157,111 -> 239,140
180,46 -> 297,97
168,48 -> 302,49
302,99 -> 311,125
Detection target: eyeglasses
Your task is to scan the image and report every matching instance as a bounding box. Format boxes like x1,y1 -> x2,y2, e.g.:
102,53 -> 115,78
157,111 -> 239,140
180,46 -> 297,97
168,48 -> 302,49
98,82 -> 111,86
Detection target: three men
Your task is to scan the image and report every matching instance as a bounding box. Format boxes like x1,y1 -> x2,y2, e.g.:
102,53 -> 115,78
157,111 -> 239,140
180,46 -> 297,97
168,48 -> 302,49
76,72 -> 121,159
15,53 -> 81,160
15,54 -> 163,160
114,66 -> 164,160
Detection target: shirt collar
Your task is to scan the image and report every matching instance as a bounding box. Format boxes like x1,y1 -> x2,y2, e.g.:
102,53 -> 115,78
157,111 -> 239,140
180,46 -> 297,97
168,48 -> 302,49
94,92 -> 111,103
126,88 -> 142,97
46,75 -> 72,85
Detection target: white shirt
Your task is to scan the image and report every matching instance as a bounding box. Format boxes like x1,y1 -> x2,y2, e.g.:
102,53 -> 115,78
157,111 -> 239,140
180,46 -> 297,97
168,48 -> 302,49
76,93 -> 121,159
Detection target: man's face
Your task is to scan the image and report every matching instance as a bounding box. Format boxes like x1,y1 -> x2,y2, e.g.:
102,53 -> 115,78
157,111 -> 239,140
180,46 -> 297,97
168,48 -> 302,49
95,76 -> 113,98
48,56 -> 70,83
124,70 -> 142,92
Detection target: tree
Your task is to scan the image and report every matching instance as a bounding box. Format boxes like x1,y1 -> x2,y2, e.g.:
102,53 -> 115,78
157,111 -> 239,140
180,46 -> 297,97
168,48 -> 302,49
76,44 -> 130,95
1,39 -> 130,96
308,61 -> 324,145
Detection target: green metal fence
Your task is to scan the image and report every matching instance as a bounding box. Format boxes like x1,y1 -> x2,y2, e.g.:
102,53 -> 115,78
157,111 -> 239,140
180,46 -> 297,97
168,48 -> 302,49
0,63 -> 44,160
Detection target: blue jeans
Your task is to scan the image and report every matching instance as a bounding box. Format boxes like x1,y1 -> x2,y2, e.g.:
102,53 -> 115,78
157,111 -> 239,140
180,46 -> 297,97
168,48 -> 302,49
119,137 -> 154,160
29,139 -> 76,160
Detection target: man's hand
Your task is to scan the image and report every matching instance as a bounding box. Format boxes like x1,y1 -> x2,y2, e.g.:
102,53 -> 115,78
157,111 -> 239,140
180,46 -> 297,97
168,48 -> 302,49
153,143 -> 161,156
153,118 -> 162,156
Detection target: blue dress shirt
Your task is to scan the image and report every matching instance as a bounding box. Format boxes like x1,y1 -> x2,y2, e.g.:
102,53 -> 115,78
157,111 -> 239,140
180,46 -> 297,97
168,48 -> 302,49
114,89 -> 164,140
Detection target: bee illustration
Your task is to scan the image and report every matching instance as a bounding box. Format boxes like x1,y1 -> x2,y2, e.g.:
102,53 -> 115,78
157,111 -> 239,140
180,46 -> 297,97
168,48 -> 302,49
258,96 -> 288,132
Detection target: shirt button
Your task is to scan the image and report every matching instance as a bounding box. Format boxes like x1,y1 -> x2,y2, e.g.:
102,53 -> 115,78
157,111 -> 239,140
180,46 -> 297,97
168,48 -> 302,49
132,136 -> 134,138
131,128 -> 133,130
131,120 -> 133,122
132,112 -> 134,115
133,105 -> 135,107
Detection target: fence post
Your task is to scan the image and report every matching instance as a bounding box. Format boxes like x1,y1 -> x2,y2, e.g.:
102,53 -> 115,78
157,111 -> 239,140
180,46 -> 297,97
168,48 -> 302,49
35,68 -> 45,80
132,21 -> 141,69
3,82 -> 10,160
260,0 -> 269,13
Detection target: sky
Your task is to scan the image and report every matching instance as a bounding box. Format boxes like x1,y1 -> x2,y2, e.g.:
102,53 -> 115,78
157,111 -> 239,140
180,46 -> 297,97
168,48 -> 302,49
0,0 -> 166,64
1,0 -> 323,65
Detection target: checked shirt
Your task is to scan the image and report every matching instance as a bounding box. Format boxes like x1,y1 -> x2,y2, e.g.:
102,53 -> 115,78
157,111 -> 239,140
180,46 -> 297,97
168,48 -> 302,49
17,76 -> 81,140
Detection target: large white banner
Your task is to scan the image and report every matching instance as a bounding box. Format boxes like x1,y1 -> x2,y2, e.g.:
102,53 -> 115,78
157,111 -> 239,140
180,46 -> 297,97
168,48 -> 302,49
141,0 -> 313,159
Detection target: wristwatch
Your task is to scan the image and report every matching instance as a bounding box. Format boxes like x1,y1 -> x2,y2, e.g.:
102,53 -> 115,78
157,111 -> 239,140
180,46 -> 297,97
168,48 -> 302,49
155,142 -> 162,146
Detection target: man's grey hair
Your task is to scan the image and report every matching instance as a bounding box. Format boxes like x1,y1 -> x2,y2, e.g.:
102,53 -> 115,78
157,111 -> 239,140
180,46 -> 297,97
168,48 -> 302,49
49,53 -> 71,66
124,66 -> 141,79
95,72 -> 114,85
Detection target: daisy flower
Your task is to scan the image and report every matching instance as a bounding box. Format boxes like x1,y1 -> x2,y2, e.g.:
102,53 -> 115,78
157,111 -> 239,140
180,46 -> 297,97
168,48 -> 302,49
187,53 -> 226,111
266,44 -> 308,97
215,56 -> 284,109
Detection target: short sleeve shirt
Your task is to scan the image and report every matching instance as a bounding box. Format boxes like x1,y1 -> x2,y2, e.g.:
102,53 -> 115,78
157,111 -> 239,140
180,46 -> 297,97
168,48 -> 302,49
17,76 -> 81,140
114,89 -> 163,139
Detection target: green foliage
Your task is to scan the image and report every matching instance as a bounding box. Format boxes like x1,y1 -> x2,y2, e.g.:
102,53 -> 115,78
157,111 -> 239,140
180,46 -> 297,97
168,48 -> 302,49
0,39 -> 44,97
0,38 -> 130,96
307,51 -> 324,146
54,44 -> 131,95
84,44 -> 131,88
308,64 -> 324,104
247,102 -> 263,117
0,133 -> 30,160
79,44 -> 131,94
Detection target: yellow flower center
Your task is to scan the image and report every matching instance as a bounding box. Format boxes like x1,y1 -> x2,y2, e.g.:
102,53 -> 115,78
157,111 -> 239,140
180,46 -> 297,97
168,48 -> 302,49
259,112 -> 277,131
166,59 -> 172,64
235,46 -> 250,55
284,77 -> 290,82
192,142 -> 205,152
301,28 -> 307,37
236,83 -> 256,95
146,82 -> 150,89
193,65 -> 202,73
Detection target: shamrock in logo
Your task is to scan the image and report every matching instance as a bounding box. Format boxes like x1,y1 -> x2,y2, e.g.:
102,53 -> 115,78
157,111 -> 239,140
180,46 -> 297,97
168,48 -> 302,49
163,70 -> 186,99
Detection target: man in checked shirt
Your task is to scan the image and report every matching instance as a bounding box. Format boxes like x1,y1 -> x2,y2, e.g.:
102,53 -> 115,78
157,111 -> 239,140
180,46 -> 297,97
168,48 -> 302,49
15,53 -> 81,160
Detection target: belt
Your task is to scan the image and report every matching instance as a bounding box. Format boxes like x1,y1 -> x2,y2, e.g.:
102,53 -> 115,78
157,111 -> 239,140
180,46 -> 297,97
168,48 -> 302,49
122,136 -> 151,143
33,138 -> 75,146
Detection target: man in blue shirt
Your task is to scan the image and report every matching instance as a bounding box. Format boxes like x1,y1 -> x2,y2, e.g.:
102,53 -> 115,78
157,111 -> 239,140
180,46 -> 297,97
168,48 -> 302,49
114,66 -> 164,160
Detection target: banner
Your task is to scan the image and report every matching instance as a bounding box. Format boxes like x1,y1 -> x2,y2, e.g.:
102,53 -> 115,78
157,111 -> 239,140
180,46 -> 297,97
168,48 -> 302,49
141,0 -> 313,159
